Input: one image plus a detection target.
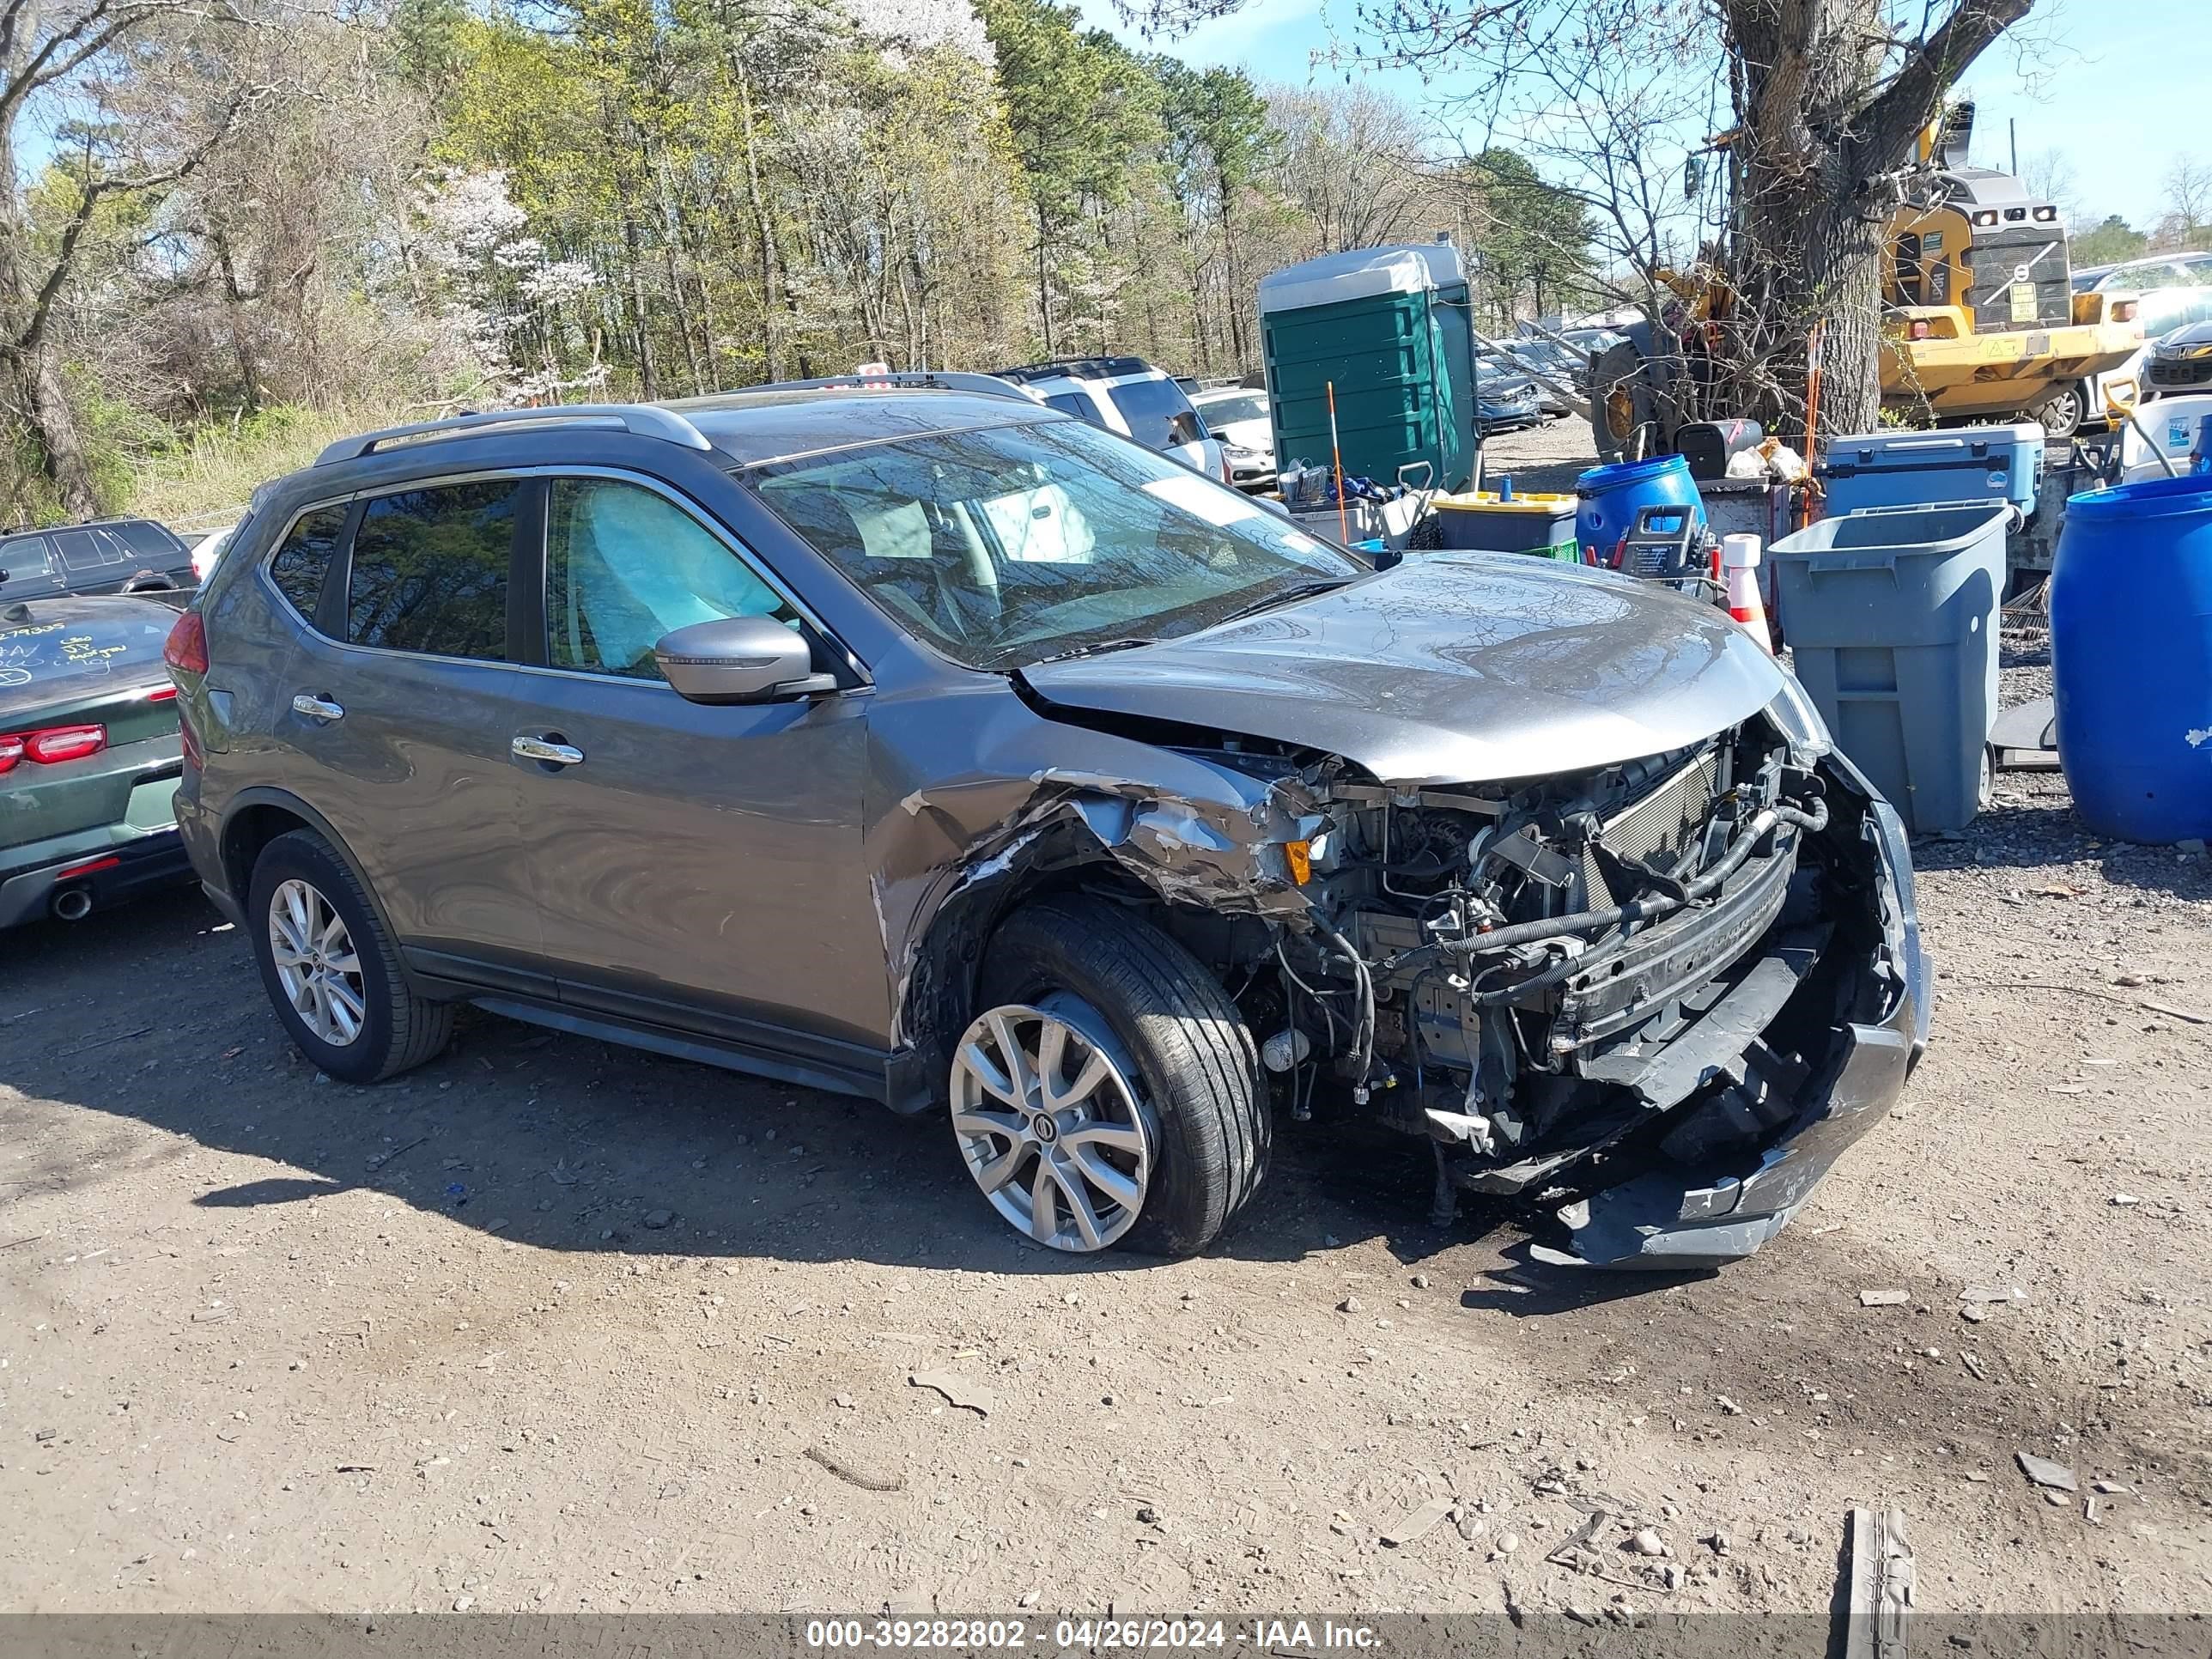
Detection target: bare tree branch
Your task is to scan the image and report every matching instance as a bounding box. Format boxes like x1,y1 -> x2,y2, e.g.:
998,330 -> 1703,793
1855,0 -> 2035,170
17,87 -> 261,355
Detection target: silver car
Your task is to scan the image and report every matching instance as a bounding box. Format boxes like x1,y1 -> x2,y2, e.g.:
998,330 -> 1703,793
165,389 -> 1929,1267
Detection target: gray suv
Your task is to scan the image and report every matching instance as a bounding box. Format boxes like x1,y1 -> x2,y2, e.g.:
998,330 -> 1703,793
167,389 -> 1929,1267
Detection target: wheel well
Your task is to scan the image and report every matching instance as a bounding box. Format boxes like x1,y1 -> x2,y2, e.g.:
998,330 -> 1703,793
892,856 -> 1181,1113
222,803 -> 313,900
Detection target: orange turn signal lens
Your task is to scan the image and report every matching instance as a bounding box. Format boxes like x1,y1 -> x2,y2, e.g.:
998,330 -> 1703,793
1285,840 -> 1313,884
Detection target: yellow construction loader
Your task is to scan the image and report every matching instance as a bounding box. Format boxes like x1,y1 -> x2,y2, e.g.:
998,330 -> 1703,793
1583,102 -> 2144,461
1880,101 -> 2142,437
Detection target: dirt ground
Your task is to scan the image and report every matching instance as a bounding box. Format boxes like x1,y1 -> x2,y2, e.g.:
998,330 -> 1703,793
3,419 -> 2209,1618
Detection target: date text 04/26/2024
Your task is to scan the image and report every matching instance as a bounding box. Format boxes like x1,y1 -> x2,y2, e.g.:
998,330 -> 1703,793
802,1620 -> 1380,1652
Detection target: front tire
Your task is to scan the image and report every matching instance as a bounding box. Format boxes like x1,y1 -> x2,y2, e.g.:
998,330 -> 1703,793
2035,386 -> 2085,441
247,829 -> 453,1085
953,898 -> 1266,1256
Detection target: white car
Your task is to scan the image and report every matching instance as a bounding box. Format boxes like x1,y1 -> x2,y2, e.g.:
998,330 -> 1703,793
1191,386 -> 1277,491
2065,253 -> 2212,433
991,357 -> 1227,483
189,522 -> 239,583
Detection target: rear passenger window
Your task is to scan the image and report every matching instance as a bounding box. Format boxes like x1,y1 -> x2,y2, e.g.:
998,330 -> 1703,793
268,506 -> 347,623
52,528 -> 128,574
1103,377 -> 1197,449
345,480 -> 518,660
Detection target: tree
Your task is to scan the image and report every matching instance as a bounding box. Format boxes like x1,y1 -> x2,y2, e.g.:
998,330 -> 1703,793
2019,146 -> 2080,227
1262,83 -> 1434,258
2154,155 -> 2212,252
977,0 -> 1164,355
1438,148 -> 1597,325
1133,0 -> 2039,440
1156,61 -> 1273,366
2071,214 -> 2148,269
0,0 -> 269,516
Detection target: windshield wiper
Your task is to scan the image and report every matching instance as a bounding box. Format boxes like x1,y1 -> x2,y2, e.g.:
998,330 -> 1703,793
1211,579 -> 1352,628
1025,637 -> 1157,666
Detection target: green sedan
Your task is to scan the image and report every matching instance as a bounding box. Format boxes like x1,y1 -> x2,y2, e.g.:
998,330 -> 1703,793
0,592 -> 192,928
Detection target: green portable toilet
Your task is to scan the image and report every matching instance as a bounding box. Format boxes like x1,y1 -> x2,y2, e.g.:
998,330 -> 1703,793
1257,241 -> 1479,493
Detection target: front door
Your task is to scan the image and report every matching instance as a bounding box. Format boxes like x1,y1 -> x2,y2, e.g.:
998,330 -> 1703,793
504,474 -> 884,1066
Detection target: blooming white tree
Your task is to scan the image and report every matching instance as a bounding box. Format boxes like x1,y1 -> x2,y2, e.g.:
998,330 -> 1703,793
838,0 -> 993,64
415,168 -> 608,404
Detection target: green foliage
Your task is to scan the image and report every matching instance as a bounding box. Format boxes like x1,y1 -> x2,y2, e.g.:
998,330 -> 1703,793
980,0 -> 1164,228
0,0 -> 1605,524
122,404 -> 415,530
1157,61 -> 1276,203
1455,148 -> 1600,320
2072,215 -> 2149,269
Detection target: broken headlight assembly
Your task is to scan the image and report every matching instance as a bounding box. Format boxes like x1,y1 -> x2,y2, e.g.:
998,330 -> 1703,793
1763,673 -> 1832,758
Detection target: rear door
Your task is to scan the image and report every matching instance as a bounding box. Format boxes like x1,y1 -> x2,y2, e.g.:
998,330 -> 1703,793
48,528 -> 137,595
277,478 -> 541,976
502,471 -> 882,1060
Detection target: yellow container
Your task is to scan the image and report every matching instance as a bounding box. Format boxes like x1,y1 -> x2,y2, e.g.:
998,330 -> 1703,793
1430,490 -> 1580,558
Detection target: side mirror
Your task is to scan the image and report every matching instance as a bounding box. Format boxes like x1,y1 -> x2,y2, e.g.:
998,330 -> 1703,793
653,616 -> 831,705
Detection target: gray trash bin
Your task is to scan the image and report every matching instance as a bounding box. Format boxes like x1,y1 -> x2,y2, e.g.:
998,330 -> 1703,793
1768,501 -> 2009,835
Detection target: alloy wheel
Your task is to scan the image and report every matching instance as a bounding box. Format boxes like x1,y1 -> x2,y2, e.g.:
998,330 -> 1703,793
950,997 -> 1152,1251
268,878 -> 368,1048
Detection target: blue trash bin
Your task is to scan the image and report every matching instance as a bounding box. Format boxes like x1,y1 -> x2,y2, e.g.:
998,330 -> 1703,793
1768,501 -> 2010,834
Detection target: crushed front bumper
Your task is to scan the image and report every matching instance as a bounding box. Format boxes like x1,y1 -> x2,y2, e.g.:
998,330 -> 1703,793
1546,792 -> 1931,1269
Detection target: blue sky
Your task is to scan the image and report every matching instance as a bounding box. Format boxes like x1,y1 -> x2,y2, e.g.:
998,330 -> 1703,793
1079,0 -> 2196,234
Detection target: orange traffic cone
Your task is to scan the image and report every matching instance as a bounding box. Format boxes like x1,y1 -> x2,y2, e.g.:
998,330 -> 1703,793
1722,533 -> 1773,653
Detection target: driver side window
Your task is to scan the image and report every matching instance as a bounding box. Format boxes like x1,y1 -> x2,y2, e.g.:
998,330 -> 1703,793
546,478 -> 796,679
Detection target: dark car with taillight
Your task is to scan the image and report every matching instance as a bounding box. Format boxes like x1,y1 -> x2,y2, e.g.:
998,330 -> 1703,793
0,593 -> 194,927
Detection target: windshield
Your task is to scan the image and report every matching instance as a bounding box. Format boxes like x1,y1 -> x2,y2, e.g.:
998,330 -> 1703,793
1196,392 -> 1267,427
749,416 -> 1363,672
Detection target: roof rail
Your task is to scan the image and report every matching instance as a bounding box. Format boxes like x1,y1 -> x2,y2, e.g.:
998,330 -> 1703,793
313,404 -> 714,466
692,370 -> 1031,402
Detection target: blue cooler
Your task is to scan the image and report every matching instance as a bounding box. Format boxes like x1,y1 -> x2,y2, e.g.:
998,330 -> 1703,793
1817,423 -> 2043,520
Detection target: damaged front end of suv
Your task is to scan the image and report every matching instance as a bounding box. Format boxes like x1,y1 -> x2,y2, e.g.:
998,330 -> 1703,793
1265,694 -> 1928,1267
886,569 -> 1929,1270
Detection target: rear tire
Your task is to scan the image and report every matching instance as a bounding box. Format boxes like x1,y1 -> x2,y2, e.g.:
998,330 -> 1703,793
1589,341 -> 1659,464
961,897 -> 1267,1257
247,829 -> 452,1085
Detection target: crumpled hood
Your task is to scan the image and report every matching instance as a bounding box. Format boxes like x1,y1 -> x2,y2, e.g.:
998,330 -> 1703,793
1020,554 -> 1787,785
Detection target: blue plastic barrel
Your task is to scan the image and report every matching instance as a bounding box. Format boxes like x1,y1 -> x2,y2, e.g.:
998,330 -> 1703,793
2051,473 -> 2212,842
1575,455 -> 1704,562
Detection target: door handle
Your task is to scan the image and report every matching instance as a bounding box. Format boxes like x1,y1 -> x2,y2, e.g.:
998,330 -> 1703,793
292,693 -> 344,722
512,734 -> 586,767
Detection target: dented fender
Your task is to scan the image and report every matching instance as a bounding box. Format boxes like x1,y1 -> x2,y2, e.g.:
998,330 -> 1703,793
860,678 -> 1328,1093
